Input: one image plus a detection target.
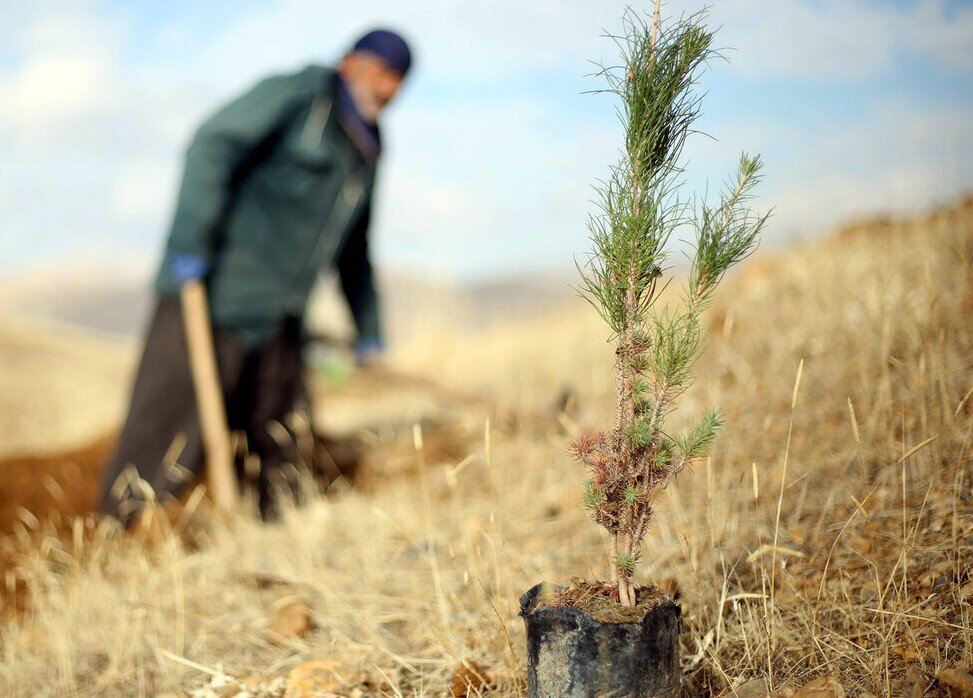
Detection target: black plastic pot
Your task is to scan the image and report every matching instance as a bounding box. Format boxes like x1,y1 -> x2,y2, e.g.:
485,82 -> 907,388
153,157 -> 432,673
519,583 -> 681,697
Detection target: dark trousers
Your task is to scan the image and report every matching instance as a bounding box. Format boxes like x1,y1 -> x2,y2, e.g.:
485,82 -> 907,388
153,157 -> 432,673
99,299 -> 310,524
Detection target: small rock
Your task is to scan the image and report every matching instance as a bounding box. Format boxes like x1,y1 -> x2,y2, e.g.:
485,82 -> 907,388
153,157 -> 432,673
939,665 -> 973,698
791,675 -> 845,698
285,659 -> 343,697
450,659 -> 492,697
270,595 -> 313,641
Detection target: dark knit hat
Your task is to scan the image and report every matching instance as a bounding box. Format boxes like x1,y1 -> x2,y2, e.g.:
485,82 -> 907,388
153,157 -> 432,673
351,29 -> 412,76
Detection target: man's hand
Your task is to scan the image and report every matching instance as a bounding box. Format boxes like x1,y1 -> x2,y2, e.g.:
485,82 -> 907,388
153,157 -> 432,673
170,253 -> 209,285
355,336 -> 384,368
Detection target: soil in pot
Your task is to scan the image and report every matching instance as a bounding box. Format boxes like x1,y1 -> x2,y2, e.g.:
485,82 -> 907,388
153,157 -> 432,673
520,579 -> 681,698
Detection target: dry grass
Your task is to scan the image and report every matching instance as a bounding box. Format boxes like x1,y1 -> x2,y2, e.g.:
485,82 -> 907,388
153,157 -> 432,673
1,196 -> 971,696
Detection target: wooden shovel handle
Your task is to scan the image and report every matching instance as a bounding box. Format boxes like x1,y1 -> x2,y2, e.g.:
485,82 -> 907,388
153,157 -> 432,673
180,280 -> 238,513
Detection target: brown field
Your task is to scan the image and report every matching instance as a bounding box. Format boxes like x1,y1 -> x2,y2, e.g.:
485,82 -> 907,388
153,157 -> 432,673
0,195 -> 971,696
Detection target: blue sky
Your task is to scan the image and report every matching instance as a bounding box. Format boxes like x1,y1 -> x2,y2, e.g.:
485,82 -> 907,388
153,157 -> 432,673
0,0 -> 970,284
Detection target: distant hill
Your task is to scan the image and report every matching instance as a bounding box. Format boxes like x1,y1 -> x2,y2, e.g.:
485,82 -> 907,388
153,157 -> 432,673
0,262 -> 153,336
0,265 -> 575,343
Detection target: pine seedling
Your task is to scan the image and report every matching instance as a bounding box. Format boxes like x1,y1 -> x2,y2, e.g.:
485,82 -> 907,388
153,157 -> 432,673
574,6 -> 769,607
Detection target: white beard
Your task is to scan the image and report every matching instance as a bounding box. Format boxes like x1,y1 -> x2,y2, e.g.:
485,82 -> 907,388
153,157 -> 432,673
343,78 -> 383,123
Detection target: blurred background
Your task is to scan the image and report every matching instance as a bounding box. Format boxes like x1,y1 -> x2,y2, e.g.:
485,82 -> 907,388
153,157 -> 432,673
1,0 -> 970,338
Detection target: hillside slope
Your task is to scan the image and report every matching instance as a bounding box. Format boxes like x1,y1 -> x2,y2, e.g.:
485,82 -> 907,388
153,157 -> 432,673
0,196 -> 971,696
0,315 -> 133,458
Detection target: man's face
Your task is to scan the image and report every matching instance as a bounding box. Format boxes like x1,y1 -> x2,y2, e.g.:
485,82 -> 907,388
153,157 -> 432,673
340,52 -> 404,119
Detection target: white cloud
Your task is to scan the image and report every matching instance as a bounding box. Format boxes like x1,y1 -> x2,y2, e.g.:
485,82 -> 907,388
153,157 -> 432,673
197,0 -> 622,86
372,95 -> 618,277
0,6 -> 123,148
907,0 -> 973,70
710,0 -> 897,80
681,0 -> 973,80
758,103 -> 973,237
111,164 -> 177,220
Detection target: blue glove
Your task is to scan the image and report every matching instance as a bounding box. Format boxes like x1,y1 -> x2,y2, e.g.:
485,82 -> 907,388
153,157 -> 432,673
355,336 -> 384,367
169,253 -> 209,284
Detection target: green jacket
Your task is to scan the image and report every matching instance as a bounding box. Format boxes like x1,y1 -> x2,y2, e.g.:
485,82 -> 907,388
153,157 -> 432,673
155,65 -> 381,347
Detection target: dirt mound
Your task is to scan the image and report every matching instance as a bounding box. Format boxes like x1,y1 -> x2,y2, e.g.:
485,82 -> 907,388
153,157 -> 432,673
0,433 -> 114,535
0,375 -> 488,617
0,434 -> 114,616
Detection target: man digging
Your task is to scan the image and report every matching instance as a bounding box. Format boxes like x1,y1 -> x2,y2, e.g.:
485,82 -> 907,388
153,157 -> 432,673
99,29 -> 412,524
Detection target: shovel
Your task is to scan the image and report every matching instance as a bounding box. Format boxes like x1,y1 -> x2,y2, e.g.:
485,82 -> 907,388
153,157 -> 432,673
181,279 -> 238,514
